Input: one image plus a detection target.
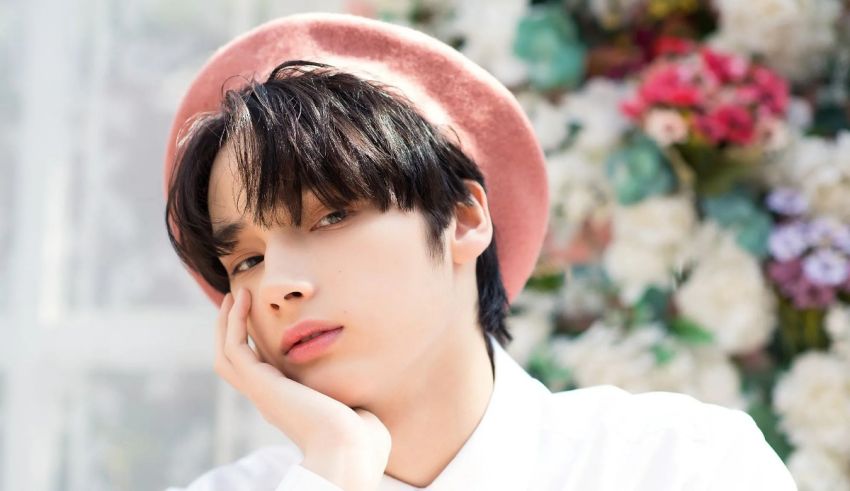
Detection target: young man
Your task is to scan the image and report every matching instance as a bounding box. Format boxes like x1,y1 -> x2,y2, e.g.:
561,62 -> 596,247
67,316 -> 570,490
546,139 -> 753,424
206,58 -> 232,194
163,13 -> 797,491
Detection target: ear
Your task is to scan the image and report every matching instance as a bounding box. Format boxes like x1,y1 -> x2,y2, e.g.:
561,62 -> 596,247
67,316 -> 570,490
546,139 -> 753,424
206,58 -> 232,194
450,180 -> 494,266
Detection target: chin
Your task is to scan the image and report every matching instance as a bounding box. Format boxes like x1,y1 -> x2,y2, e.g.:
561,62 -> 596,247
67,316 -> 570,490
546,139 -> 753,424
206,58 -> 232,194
302,371 -> 371,408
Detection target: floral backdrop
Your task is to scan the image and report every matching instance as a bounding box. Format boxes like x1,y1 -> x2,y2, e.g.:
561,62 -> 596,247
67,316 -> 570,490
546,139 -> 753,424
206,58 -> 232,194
349,1 -> 850,489
3,1 -> 848,490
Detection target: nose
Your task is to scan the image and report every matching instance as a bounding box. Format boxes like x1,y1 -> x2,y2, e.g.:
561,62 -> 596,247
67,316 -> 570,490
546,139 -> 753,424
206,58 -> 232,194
257,242 -> 315,312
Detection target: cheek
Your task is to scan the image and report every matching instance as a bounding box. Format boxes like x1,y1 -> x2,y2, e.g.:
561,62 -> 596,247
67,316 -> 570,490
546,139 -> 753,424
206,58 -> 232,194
325,215 -> 450,338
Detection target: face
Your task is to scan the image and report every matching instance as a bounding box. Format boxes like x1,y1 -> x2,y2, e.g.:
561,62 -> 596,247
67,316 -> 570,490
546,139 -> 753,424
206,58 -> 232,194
206,142 -> 477,408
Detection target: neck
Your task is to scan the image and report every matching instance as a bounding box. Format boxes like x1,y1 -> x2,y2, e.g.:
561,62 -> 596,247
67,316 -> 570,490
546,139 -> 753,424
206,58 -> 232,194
366,326 -> 495,488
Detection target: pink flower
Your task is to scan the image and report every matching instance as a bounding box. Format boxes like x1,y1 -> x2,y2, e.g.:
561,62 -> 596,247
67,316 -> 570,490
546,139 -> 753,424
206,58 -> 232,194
654,36 -> 696,57
701,48 -> 749,83
639,65 -> 703,108
620,96 -> 647,120
697,104 -> 755,145
752,66 -> 789,116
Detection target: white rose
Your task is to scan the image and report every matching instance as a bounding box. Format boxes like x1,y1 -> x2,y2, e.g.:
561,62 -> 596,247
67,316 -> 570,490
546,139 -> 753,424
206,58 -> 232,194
504,291 -> 557,366
787,446 -> 850,491
447,0 -> 528,86
551,322 -> 745,409
644,109 -> 689,147
826,305 -> 850,361
561,78 -> 634,158
675,229 -> 777,354
773,351 -> 850,458
709,0 -> 842,82
550,322 -> 665,393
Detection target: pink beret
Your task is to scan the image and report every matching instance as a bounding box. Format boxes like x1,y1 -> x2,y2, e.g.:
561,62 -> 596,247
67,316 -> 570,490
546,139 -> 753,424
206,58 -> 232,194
163,12 -> 549,306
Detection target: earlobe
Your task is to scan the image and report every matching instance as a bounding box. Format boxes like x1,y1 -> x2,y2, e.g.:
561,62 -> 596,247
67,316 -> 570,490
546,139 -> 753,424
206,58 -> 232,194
450,180 -> 494,265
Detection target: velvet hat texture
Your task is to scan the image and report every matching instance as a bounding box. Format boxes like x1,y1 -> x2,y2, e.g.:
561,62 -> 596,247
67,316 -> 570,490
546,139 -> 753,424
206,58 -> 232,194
163,12 -> 549,306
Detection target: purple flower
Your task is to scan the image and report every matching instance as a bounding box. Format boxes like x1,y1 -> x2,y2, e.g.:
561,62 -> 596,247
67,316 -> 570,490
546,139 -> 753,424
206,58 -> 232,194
802,248 -> 850,286
768,258 -> 803,285
766,187 -> 808,216
768,221 -> 809,261
833,226 -> 850,255
788,280 -> 836,309
805,217 -> 848,248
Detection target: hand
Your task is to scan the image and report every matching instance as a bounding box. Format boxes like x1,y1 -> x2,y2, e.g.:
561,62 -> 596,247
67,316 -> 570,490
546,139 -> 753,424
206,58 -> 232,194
215,288 -> 392,490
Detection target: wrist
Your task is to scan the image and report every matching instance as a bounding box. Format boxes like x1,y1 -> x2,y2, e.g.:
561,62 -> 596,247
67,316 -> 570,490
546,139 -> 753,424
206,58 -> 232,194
302,442 -> 382,491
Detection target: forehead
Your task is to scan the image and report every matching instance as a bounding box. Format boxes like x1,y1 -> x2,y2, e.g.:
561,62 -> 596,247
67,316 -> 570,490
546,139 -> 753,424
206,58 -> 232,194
206,141 -> 322,233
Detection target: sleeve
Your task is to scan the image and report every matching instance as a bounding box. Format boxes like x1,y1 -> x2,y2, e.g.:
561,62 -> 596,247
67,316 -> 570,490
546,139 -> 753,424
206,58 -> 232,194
273,464 -> 345,491
702,409 -> 798,491
161,445 -> 345,491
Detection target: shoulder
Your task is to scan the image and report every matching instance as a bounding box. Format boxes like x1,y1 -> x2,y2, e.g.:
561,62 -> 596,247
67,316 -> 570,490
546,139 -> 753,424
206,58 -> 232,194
535,385 -> 797,489
543,384 -> 748,441
165,443 -> 303,491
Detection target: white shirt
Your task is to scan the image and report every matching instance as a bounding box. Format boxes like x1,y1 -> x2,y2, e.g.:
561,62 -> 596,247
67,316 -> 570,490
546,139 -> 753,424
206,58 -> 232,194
166,333 -> 797,490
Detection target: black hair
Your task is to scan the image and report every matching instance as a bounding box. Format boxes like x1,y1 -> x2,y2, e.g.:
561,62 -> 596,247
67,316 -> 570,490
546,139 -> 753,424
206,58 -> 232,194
165,60 -> 512,357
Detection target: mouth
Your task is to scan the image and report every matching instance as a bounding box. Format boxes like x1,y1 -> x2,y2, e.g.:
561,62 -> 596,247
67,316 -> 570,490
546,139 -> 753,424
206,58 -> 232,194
285,327 -> 344,363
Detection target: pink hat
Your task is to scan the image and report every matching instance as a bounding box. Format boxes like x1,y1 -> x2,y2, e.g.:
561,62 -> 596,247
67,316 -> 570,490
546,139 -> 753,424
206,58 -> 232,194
163,12 -> 549,306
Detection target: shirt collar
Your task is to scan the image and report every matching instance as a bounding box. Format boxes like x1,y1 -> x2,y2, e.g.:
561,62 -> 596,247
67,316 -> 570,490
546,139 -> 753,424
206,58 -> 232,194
381,333 -> 549,490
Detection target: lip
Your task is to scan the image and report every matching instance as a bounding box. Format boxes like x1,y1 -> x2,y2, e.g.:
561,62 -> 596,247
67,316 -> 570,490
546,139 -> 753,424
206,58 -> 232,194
280,319 -> 344,357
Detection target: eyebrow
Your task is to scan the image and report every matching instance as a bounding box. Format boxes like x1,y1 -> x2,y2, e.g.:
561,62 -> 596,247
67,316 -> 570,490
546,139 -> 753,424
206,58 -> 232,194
211,220 -> 247,252
210,199 -> 328,254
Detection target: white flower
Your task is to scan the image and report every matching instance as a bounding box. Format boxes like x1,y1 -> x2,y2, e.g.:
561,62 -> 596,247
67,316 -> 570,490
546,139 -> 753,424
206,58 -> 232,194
787,446 -> 850,491
768,131 -> 850,221
517,78 -> 633,155
550,321 -> 745,409
445,0 -> 528,86
604,242 -> 673,303
603,195 -> 697,302
547,150 -> 612,222
644,109 -> 689,147
675,225 -> 777,354
773,351 -> 850,459
516,91 -> 572,152
826,305 -> 850,361
504,290 -> 557,366
709,0 -> 843,82
550,322 -> 666,392
561,78 -> 634,158
686,345 -> 747,411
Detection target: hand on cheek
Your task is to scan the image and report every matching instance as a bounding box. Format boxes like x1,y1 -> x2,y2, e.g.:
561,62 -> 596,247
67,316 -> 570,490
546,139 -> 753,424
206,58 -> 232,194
214,288 -> 393,490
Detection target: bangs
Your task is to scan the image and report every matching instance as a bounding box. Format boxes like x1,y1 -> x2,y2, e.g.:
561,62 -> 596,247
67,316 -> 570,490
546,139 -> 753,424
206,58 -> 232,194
165,59 -> 511,349
167,60 -> 471,289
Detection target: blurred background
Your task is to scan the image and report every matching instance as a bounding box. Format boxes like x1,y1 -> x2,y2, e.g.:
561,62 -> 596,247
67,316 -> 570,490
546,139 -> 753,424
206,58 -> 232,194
2,0 -> 849,489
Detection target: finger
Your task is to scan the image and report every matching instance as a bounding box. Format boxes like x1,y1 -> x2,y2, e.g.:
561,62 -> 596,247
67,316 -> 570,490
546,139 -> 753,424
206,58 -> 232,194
225,288 -> 259,368
215,292 -> 234,373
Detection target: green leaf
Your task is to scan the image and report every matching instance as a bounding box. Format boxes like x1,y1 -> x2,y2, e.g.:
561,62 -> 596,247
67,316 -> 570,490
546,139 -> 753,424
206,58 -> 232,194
701,188 -> 772,258
526,344 -> 575,391
669,317 -> 715,345
630,286 -> 671,325
606,134 -> 677,205
513,4 -> 586,90
747,399 -> 794,462
525,271 -> 566,292
651,343 -> 677,366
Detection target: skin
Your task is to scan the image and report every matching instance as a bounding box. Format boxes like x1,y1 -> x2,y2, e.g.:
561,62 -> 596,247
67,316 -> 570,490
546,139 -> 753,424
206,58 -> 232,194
207,141 -> 496,488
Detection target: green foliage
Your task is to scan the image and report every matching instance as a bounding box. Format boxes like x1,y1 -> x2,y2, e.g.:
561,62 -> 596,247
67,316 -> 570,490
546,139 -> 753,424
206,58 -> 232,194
701,188 -> 772,258
514,4 -> 586,90
668,317 -> 715,345
525,270 -> 566,292
747,399 -> 795,462
606,133 -> 677,205
629,286 -> 672,326
526,343 -> 575,392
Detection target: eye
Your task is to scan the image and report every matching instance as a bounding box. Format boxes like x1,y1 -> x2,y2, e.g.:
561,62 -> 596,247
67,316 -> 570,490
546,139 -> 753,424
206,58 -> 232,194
231,256 -> 262,276
313,209 -> 351,230
229,209 -> 352,277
